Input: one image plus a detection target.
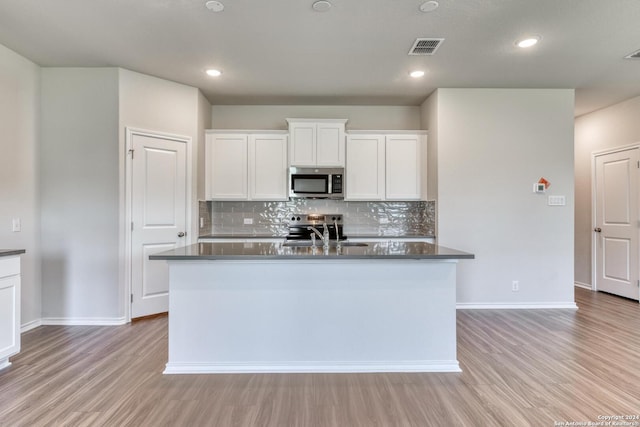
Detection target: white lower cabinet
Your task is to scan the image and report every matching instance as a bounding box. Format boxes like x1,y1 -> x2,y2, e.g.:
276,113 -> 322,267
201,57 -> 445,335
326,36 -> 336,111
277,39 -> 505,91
0,256 -> 21,371
206,131 -> 288,201
346,132 -> 427,201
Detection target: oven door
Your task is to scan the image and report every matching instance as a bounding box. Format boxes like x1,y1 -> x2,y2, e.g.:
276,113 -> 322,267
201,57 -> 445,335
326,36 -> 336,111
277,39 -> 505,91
289,173 -> 330,198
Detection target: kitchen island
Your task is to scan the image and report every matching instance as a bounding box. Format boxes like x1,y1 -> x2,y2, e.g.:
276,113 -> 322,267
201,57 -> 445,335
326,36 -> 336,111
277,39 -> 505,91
150,241 -> 473,374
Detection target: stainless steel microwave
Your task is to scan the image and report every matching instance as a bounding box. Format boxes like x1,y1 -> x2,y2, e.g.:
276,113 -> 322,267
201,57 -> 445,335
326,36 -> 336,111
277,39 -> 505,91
289,167 -> 344,199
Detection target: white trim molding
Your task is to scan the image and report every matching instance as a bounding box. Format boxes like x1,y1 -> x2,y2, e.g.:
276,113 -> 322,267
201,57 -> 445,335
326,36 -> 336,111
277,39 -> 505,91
42,317 -> 127,326
574,281 -> 592,290
164,360 -> 461,374
456,302 -> 578,310
20,318 -> 42,333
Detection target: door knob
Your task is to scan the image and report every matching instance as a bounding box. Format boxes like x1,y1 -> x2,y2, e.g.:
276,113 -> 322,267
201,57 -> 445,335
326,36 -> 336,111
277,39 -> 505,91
178,232 -> 186,237
594,227 -> 602,233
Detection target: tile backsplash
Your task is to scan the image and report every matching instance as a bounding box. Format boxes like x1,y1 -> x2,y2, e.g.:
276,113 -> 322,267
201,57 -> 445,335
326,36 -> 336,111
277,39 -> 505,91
199,199 -> 435,237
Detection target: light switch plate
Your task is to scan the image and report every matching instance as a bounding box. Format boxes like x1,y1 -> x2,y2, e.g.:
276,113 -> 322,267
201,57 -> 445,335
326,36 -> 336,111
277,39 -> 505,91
12,218 -> 21,232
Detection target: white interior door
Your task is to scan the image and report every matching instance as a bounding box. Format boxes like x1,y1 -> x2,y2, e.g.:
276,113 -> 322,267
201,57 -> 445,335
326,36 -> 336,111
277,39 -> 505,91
594,147 -> 640,301
130,132 -> 187,318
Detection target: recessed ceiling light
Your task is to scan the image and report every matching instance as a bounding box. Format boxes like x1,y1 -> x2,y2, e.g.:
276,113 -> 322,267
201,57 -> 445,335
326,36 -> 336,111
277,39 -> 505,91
419,1 -> 439,13
516,36 -> 541,48
205,1 -> 224,12
206,69 -> 222,77
409,70 -> 425,78
312,0 -> 332,12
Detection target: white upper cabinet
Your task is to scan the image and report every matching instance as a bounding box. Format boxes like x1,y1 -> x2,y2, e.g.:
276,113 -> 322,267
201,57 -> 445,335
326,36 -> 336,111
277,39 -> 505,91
287,119 -> 347,167
385,134 -> 422,200
346,131 -> 427,201
346,134 -> 385,200
206,133 -> 248,200
206,131 -> 288,201
248,134 -> 288,201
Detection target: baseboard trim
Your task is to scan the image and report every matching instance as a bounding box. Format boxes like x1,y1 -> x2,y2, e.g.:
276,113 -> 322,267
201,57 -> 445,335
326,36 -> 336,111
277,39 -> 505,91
456,302 -> 578,310
164,360 -> 462,374
41,317 -> 128,326
574,281 -> 592,290
21,318 -> 42,333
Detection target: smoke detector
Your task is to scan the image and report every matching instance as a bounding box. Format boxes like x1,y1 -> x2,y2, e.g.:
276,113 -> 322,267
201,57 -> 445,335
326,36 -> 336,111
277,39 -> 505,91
312,0 -> 332,12
419,1 -> 439,13
205,1 -> 224,12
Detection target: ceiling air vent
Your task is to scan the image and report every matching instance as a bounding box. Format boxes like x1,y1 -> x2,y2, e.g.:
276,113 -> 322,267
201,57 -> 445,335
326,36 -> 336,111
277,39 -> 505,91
624,49 -> 640,59
408,38 -> 444,56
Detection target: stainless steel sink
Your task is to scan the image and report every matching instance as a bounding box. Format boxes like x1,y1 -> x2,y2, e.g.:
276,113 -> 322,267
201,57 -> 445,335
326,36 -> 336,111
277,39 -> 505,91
282,241 -> 368,247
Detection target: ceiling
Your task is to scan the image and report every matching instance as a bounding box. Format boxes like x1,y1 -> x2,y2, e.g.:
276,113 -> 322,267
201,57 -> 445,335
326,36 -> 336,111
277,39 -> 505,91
1,0 -> 640,116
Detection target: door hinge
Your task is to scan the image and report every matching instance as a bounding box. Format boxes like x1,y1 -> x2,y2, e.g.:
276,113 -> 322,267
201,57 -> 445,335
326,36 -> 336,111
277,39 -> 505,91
131,293 -> 134,303
128,148 -> 134,159
131,222 -> 134,232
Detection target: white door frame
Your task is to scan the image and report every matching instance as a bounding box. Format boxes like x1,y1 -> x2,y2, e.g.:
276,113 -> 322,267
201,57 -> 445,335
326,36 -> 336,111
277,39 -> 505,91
124,127 -> 193,322
591,143 -> 640,294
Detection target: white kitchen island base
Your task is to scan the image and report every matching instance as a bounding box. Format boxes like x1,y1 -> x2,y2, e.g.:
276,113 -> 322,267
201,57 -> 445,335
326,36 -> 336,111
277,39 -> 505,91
163,258 -> 461,374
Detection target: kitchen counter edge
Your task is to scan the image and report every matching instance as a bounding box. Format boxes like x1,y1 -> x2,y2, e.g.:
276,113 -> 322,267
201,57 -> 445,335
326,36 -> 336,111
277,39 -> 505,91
150,242 -> 473,261
0,249 -> 26,258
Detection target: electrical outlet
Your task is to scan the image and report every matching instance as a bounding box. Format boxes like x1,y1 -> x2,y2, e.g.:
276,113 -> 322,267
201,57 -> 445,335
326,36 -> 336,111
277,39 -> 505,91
512,280 -> 519,292
243,218 -> 253,225
199,217 -> 204,228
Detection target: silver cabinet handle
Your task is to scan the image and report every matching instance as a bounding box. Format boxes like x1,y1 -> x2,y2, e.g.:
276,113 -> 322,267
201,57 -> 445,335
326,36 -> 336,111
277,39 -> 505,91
594,227 -> 602,233
178,232 -> 186,237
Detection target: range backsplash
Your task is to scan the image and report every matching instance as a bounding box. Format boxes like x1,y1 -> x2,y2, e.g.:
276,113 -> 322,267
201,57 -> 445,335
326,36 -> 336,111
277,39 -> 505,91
199,200 -> 435,237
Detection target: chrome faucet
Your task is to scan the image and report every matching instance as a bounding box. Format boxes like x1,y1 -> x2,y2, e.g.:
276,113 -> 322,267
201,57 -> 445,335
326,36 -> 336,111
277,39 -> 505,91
334,218 -> 341,249
308,224 -> 329,248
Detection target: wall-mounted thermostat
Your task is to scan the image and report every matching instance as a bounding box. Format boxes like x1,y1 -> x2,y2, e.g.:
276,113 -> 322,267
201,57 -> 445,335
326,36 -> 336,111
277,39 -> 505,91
533,183 -> 546,193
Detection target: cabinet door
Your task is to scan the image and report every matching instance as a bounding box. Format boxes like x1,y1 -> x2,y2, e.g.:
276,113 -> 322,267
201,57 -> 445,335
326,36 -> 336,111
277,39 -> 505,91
289,123 -> 316,166
385,135 -> 421,200
346,135 -> 385,200
316,122 -> 345,166
249,134 -> 288,201
0,257 -> 20,366
207,134 -> 248,200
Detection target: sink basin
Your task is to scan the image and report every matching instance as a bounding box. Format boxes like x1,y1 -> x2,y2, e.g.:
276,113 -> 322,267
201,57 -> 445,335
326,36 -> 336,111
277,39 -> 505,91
282,241 -> 368,247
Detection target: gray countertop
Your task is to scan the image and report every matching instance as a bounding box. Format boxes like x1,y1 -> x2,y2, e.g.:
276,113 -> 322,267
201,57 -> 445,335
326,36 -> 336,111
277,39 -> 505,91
198,234 -> 436,239
150,241 -> 473,261
0,249 -> 26,258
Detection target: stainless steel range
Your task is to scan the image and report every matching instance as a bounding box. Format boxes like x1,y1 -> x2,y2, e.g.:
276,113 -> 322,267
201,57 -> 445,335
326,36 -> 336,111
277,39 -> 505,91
285,213 -> 346,242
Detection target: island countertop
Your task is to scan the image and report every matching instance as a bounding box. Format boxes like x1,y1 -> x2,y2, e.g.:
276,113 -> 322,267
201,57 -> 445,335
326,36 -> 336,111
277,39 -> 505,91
150,241 -> 473,261
0,249 -> 26,258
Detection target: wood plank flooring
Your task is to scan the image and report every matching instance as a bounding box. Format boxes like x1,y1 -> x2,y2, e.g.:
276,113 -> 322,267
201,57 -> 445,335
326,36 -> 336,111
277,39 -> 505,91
1,287 -> 639,426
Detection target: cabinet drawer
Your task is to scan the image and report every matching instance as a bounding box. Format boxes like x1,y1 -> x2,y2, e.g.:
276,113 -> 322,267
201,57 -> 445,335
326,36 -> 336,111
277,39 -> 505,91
0,257 -> 20,278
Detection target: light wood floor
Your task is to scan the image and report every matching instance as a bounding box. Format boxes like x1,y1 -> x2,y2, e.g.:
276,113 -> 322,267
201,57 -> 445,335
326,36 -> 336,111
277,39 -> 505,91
1,287 -> 639,427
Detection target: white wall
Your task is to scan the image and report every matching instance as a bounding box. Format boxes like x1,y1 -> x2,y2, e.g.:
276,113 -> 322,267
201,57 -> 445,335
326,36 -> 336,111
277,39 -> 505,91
0,44 -> 41,329
574,95 -> 640,287
40,68 -> 120,321
425,89 -> 575,306
211,105 -> 421,130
